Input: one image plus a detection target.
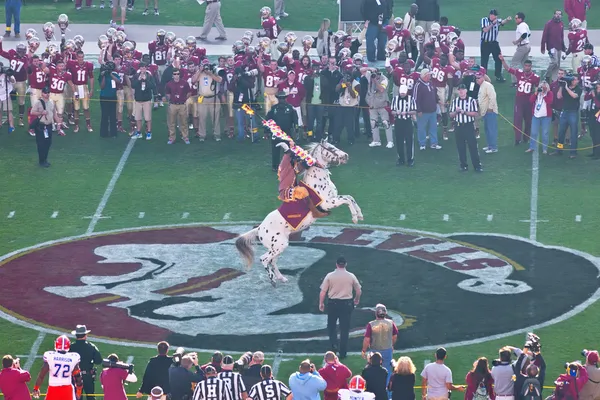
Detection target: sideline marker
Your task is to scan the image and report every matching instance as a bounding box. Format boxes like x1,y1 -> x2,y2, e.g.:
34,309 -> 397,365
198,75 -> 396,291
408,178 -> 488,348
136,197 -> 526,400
7,211 -> 14,218
487,214 -> 493,221
443,214 -> 449,221
576,215 -> 582,222
51,211 -> 59,219
399,214 -> 406,220
138,212 -> 145,219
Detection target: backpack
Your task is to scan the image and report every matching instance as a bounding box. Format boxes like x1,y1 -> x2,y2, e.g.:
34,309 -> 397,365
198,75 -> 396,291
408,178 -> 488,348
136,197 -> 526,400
552,376 -> 579,400
521,378 -> 542,400
473,379 -> 488,400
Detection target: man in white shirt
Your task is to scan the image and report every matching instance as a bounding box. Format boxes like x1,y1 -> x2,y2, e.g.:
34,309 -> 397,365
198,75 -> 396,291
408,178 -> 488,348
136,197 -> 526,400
421,348 -> 465,400
510,12 -> 531,86
0,69 -> 15,132
403,3 -> 419,61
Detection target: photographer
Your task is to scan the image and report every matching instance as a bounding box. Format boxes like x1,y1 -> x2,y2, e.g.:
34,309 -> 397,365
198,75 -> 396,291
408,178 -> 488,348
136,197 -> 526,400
334,71 -> 359,145
100,354 -> 138,400
0,355 -> 31,400
552,74 -> 581,157
131,63 -> 156,140
0,63 -> 16,133
585,83 -> 600,159
491,346 -> 524,399
170,350 -> 205,400
232,66 -> 258,142
30,87 -> 60,168
550,362 -> 588,400
202,352 -> 224,374
529,81 -> 553,154
289,359 -> 326,400
364,68 -> 393,148
580,351 -> 600,400
513,335 -> 546,399
192,59 -> 223,141
99,61 -> 122,138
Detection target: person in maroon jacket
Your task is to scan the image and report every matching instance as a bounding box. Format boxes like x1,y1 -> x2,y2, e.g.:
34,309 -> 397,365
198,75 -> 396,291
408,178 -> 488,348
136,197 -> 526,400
564,0 -> 591,29
0,355 -> 31,400
319,351 -> 352,400
529,81 -> 554,154
541,10 -> 566,82
464,358 -> 495,400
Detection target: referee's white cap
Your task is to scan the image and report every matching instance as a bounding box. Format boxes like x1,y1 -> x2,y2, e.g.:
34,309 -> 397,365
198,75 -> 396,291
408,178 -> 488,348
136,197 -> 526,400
399,85 -> 408,94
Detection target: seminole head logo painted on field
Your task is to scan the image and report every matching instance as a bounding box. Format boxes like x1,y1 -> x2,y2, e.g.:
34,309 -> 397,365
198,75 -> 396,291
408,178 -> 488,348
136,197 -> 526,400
0,223 -> 599,353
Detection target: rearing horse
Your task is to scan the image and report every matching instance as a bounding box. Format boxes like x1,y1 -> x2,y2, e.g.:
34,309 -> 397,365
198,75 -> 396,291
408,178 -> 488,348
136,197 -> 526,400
236,140 -> 364,285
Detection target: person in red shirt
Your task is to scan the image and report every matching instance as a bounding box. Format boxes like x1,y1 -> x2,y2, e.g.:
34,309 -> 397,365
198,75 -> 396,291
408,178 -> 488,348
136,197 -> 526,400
258,56 -> 286,112
464,358 -> 495,400
165,67 -> 192,144
67,50 -> 94,132
0,355 -> 31,400
278,70 -> 306,128
44,59 -> 74,136
258,7 -> 281,56
564,18 -> 589,73
500,55 -> 540,144
319,351 -> 352,400
564,0 -> 591,29
100,354 -> 137,400
0,38 -> 29,126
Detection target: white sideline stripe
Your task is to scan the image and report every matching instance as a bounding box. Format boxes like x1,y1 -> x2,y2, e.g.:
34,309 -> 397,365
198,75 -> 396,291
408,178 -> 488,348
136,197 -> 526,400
272,351 -> 284,378
487,214 -> 493,221
16,355 -> 42,359
51,211 -> 59,219
529,149 -> 540,241
24,333 -> 46,371
223,213 -> 231,220
7,211 -> 15,218
443,214 -> 449,221
576,215 -> 582,222
85,138 -> 136,235
139,212 -> 145,219
126,356 -> 134,364
182,212 -> 190,219
399,214 -> 406,220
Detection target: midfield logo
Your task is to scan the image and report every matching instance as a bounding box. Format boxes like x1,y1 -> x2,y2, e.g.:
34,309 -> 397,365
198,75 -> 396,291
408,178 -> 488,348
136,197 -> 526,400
0,224 -> 598,353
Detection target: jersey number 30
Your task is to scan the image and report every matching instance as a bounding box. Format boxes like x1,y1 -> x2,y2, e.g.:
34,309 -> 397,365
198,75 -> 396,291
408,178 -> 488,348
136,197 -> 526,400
52,363 -> 71,379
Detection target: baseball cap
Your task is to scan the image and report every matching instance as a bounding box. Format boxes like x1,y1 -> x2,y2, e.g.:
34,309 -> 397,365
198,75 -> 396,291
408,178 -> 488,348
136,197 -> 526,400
222,355 -> 234,366
288,69 -> 296,75
457,83 -> 467,89
587,351 -> 599,364
399,84 -> 408,94
205,365 -> 217,374
420,68 -> 431,78
336,256 -> 347,266
490,9 -> 498,15
41,86 -> 50,94
375,304 -> 387,316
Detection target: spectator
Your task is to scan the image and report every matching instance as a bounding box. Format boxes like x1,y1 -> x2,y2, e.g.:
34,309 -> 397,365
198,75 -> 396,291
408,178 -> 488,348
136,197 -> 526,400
289,359 -> 327,400
465,358 -> 495,400
333,71 -> 359,145
131,63 -> 156,140
404,4 -> 420,61
564,0 -> 591,29
551,362 -> 588,400
413,69 -> 441,150
388,357 -> 416,400
476,73 -> 499,153
361,304 -> 398,383
415,0 -> 439,35
137,341 -> 173,399
0,67 -> 15,133
518,364 -> 542,400
549,69 -> 566,144
421,348 -> 465,400
529,81 -> 554,154
587,81 -> 600,159
316,19 -> 331,57
491,346 -> 524,400
361,0 -> 391,62
4,0 -> 21,38
319,351 -> 352,400
242,352 -> 265,389
580,351 -> 600,400
361,353 -> 388,400
202,352 -> 224,374
100,354 -> 138,400
541,11 -> 566,83
551,74 -> 581,157
170,353 -> 205,400
0,355 -> 31,400
365,70 -> 393,148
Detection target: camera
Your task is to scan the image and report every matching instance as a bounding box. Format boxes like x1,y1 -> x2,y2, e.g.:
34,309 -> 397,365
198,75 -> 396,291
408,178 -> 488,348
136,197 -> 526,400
102,359 -> 134,374
233,351 -> 253,373
172,347 -> 185,365
537,87 -> 543,93
203,63 -> 216,72
100,62 -> 115,76
0,63 -> 14,76
524,332 -> 541,353
559,75 -> 575,86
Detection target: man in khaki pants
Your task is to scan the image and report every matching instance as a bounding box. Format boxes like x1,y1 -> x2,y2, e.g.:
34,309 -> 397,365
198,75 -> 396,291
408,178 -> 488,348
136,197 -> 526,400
165,68 -> 191,144
192,59 -> 223,141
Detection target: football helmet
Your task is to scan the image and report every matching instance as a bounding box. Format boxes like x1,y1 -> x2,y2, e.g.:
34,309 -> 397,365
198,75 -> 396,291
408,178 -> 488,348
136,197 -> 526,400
446,31 -> 458,45
233,40 -> 245,54
98,34 -> 109,49
393,17 -> 404,29
186,35 -> 197,50
28,37 -> 41,53
389,58 -> 399,69
430,23 -> 441,37
348,376 -> 366,392
106,27 -> 117,42
338,47 -> 351,59
570,18 -> 582,31
277,41 -> 289,55
55,335 -> 71,353
43,22 -> 54,41
73,34 -> 85,49
352,52 -> 364,64
25,28 -> 38,41
165,31 -> 176,45
156,29 -> 166,42
581,55 -> 592,67
259,37 -> 271,52
260,6 -> 271,18
47,43 -> 59,56
57,13 -> 69,33
122,41 -> 135,55
247,45 -> 256,54
285,32 -> 297,47
173,38 -> 185,52
115,30 -> 127,44
302,35 -> 314,47
16,43 -> 27,57
386,38 -> 399,53
241,35 -> 252,46
64,39 -> 76,52
244,30 -> 254,43
196,46 -> 207,58
413,25 -> 426,41
333,30 -> 346,42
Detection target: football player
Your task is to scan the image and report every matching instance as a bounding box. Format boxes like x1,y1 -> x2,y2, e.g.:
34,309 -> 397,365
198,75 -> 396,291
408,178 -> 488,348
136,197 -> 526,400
44,59 -> 75,135
564,18 -> 589,73
0,38 -> 30,127
33,335 -> 83,400
438,17 -> 456,42
430,54 -> 456,140
577,55 -> 599,137
27,55 -> 47,135
338,376 -> 374,400
257,6 -> 281,56
257,56 -> 286,113
384,18 -> 411,59
67,50 -> 95,132
278,70 -> 306,134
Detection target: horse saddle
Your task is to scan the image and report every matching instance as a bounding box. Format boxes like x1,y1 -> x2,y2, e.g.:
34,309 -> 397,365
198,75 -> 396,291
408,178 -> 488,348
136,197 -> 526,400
306,197 -> 330,218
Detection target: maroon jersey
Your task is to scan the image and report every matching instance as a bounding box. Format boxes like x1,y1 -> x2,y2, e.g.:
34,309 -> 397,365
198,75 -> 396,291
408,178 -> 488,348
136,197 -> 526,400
294,65 -> 312,84
392,67 -> 406,87
165,79 -> 191,103
395,70 -> 418,95
263,66 -> 286,88
568,29 -> 588,54
384,26 -> 410,51
277,80 -> 305,107
67,61 -> 94,85
147,63 -> 159,78
132,50 -> 143,60
48,71 -> 72,94
578,66 -> 600,90
148,41 -> 169,66
508,68 -> 540,97
439,25 -> 456,42
453,39 -> 465,54
28,65 -> 47,89
430,58 -> 455,88
0,44 -> 29,82
261,17 -> 280,39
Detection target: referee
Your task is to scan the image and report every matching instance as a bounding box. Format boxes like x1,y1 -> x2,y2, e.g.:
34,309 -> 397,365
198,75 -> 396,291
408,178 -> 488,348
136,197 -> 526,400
391,84 -> 417,167
318,256 -> 362,360
480,9 -> 512,83
248,365 -> 292,400
193,366 -> 232,400
450,84 -> 483,172
219,356 -> 248,400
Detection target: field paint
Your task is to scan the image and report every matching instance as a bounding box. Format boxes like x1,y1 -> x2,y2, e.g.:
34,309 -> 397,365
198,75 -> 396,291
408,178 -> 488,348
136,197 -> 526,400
529,149 -> 540,241
126,356 -> 134,364
576,215 -> 582,222
24,332 -> 46,371
51,211 -> 59,219
443,214 -> 449,221
272,350 -> 284,378
399,214 -> 406,220
520,219 -> 549,223
139,212 -> 145,219
7,211 -> 14,218
487,214 -> 494,222
223,213 -> 231,220
182,212 -> 190,219
85,138 -> 136,235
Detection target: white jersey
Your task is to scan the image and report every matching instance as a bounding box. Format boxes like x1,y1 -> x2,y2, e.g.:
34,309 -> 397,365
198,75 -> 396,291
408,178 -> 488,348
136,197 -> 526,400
43,351 -> 80,387
338,389 -> 376,400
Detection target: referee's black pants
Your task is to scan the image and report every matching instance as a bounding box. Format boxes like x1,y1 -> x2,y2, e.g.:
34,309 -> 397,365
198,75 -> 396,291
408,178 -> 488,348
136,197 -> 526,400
455,122 -> 481,169
480,41 -> 503,79
35,124 -> 53,165
394,118 -> 414,163
326,298 -> 354,357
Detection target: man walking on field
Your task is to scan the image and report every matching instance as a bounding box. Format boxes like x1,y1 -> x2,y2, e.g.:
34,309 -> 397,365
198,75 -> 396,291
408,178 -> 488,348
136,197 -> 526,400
197,0 -> 227,41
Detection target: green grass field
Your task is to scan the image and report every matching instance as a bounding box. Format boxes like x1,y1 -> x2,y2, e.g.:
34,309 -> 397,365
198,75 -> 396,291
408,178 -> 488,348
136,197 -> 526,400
1,0 -> 600,397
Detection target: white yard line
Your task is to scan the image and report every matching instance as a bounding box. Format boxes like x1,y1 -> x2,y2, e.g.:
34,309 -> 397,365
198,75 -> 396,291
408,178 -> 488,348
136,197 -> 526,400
182,212 -> 190,219
126,356 -> 134,364
85,138 -> 136,235
576,215 -> 582,222
399,214 -> 406,221
24,332 -> 46,371
529,149 -> 540,241
138,212 -> 145,219
487,214 -> 494,222
51,211 -> 59,218
272,350 -> 284,378
223,213 -> 231,220
7,211 -> 15,218
443,214 -> 449,221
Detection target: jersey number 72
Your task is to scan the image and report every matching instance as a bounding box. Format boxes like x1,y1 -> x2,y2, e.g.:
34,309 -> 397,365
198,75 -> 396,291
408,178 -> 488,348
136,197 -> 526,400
52,363 -> 72,379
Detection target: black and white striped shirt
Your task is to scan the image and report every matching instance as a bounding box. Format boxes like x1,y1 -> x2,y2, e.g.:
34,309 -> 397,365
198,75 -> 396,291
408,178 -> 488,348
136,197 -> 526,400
481,17 -> 501,42
451,97 -> 479,124
218,371 -> 247,400
391,94 -> 416,120
248,379 -> 291,400
193,377 -> 233,400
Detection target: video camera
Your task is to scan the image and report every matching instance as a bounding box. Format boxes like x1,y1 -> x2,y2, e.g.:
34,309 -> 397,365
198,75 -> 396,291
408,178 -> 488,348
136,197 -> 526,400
563,362 -> 582,377
559,74 -> 575,87
0,63 -> 14,77
524,333 -> 541,354
100,62 -> 116,76
203,62 -> 216,72
102,359 -> 135,374
233,352 -> 253,373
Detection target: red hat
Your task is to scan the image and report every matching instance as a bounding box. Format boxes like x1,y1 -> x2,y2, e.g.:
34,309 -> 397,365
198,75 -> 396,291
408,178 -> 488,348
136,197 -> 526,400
587,351 -> 599,364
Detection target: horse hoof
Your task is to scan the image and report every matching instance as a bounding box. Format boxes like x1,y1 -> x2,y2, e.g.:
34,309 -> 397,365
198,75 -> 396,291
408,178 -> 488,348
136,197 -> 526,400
270,280 -> 277,288
277,276 -> 289,283
358,216 -> 364,221
352,218 -> 358,224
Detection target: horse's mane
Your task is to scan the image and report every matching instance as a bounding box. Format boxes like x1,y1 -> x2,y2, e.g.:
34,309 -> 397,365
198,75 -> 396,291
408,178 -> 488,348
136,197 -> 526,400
304,142 -> 319,153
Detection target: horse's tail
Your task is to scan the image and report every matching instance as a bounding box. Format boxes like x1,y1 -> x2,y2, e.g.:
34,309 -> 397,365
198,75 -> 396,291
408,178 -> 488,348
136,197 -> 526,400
235,228 -> 259,268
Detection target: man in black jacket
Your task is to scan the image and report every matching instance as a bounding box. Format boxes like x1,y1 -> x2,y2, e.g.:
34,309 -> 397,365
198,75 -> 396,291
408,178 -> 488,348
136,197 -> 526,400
415,0 -> 440,34
170,353 -> 205,400
361,0 -> 391,62
137,341 -> 173,399
320,58 -> 343,139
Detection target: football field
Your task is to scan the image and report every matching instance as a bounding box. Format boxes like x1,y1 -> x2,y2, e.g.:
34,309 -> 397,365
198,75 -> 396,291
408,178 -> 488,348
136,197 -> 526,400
1,2 -> 600,395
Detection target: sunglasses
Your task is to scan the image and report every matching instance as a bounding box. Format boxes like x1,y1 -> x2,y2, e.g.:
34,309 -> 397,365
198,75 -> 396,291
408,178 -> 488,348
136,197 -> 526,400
173,73 -> 180,75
